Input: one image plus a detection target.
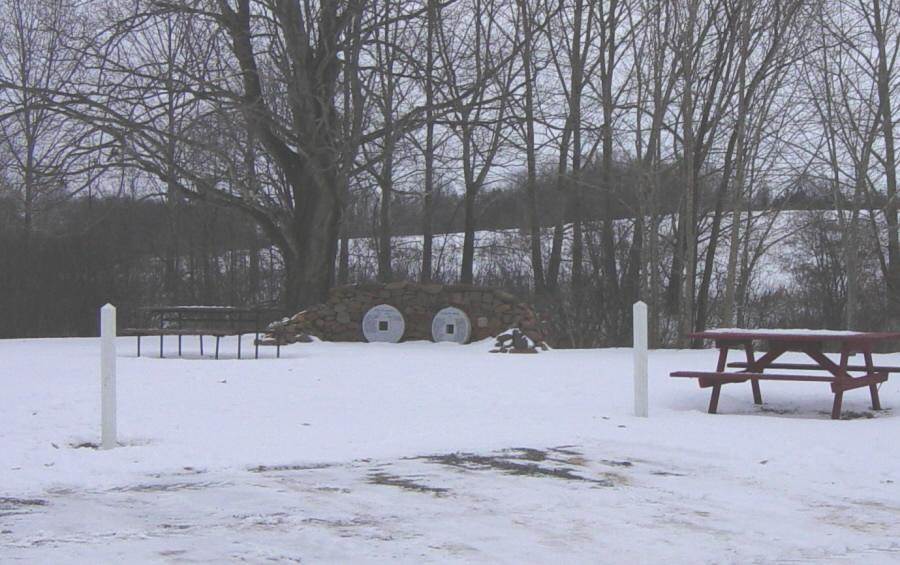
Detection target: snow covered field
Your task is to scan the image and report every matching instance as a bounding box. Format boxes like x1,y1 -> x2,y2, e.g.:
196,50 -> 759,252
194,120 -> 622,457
3,337 -> 900,563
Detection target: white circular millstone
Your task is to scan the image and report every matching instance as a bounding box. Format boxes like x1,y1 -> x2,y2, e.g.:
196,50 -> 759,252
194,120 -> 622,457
431,307 -> 472,344
362,304 -> 405,343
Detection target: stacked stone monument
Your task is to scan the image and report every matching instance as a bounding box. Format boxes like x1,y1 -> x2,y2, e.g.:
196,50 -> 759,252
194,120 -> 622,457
268,281 -> 545,345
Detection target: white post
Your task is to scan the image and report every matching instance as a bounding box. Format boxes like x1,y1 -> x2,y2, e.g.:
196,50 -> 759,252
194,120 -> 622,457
100,304 -> 117,449
633,301 -> 649,417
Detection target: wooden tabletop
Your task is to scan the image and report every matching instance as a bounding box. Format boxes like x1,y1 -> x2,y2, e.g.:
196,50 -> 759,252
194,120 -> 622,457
691,329 -> 900,343
140,305 -> 277,314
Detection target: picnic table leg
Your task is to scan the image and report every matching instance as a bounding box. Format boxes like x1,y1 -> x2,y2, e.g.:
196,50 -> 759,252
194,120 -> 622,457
831,349 -> 850,420
744,344 -> 763,405
708,347 -> 729,414
254,312 -> 261,360
751,379 -> 763,405
831,391 -> 844,420
709,385 -> 722,414
864,351 -> 883,410
803,344 -> 853,420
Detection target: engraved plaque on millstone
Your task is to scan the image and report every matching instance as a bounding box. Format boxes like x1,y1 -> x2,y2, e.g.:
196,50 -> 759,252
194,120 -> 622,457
362,304 -> 405,343
431,307 -> 472,344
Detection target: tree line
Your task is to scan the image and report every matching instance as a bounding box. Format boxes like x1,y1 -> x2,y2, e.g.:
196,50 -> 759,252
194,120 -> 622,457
1,0 -> 899,346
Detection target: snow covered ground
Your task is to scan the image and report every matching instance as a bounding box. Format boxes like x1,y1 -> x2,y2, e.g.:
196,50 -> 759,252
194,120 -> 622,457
3,336 -> 900,563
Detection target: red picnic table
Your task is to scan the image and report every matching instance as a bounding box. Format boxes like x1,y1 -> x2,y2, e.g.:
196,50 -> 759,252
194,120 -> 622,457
670,329 -> 900,419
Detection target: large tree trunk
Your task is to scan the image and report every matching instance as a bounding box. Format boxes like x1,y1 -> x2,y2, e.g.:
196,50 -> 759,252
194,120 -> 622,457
164,199 -> 181,302
337,224 -> 350,285
694,133 -> 737,336
735,202 -> 754,327
518,0 -> 544,293
679,0 -> 698,346
546,221 -> 565,291
598,0 -> 620,336
721,2 -> 752,327
377,182 -> 393,283
667,212 -> 684,313
282,176 -> 342,309
648,209 -> 661,347
845,158 -> 870,329
625,213 -> 643,308
722,149 -> 747,327
375,3 -> 396,285
421,148 -> 435,283
873,0 -> 900,329
223,0 -> 347,309
460,183 -> 477,284
569,0 -> 585,303
546,132 -> 570,291
421,0 -> 437,283
249,227 -> 261,300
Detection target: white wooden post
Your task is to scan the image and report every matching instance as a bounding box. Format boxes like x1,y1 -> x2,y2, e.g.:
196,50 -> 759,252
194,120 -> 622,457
633,301 -> 649,417
100,304 -> 117,449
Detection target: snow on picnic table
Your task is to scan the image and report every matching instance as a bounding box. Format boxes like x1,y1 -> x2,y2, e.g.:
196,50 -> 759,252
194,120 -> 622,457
700,327 -> 867,336
2,337 -> 900,563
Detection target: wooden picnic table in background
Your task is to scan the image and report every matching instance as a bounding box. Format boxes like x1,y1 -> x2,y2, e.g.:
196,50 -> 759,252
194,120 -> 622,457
670,329 -> 900,419
121,305 -> 285,359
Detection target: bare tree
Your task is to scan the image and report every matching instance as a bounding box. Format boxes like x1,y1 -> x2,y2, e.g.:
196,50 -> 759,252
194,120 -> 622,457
42,1 -> 453,308
0,0 -> 98,245
808,0 -> 900,328
421,0 -> 439,283
513,0 -> 548,292
438,0 -> 520,284
363,0 -> 418,282
708,0 -> 805,327
630,0 -> 680,346
677,0 -> 700,345
544,0 -> 598,292
858,0 -> 900,328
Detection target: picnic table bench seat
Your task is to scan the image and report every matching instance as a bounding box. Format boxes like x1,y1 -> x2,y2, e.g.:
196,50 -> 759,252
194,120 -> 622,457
726,361 -> 900,372
671,371 -> 837,384
671,330 -> 900,419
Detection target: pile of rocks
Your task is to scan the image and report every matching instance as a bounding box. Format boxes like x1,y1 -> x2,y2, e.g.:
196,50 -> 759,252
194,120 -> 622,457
490,328 -> 549,354
268,281 -> 546,344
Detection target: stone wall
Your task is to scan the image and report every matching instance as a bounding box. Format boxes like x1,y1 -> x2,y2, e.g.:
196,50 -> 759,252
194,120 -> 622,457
270,282 -> 545,344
